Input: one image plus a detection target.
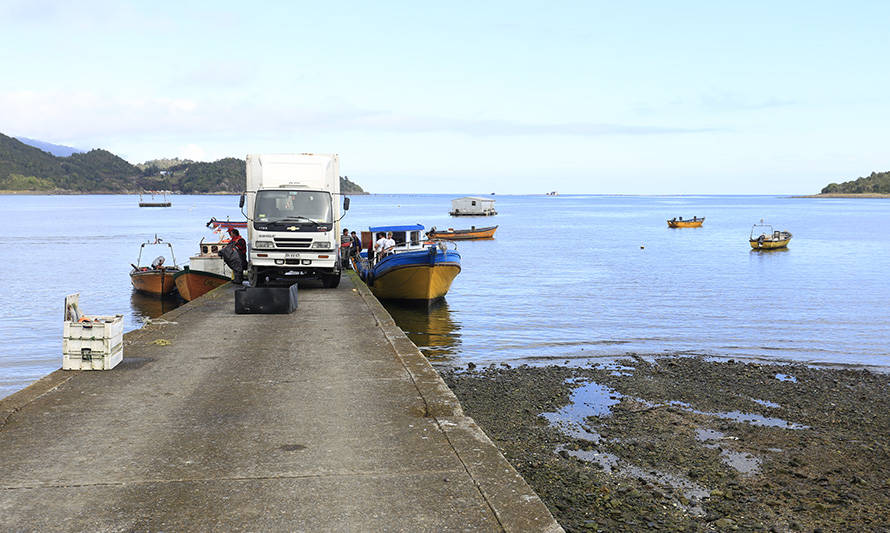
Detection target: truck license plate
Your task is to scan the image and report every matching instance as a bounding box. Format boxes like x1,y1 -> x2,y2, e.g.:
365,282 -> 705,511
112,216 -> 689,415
285,252 -> 301,259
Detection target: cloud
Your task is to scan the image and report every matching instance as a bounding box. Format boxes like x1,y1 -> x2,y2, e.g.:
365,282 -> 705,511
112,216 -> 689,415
179,144 -> 206,160
349,113 -> 712,136
0,0 -> 126,27
174,62 -> 256,90
700,92 -> 796,111
1,89 -> 712,149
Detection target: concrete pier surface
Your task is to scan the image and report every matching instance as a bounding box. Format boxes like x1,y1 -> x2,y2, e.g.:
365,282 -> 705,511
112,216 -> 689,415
0,274 -> 562,532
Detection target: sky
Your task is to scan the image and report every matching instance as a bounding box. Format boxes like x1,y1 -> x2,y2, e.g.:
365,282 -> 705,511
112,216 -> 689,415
1,1 -> 888,194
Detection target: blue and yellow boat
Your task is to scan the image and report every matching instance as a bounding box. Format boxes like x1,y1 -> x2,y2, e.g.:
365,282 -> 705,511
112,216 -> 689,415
353,224 -> 461,301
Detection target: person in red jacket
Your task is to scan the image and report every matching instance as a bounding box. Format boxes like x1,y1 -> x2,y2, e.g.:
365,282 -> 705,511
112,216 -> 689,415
222,228 -> 247,284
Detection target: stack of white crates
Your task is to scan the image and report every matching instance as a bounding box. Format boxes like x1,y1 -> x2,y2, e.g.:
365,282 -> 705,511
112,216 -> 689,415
62,293 -> 124,371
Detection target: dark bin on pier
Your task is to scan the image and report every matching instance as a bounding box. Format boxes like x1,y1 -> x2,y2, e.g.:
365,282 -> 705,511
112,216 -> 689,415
235,285 -> 298,314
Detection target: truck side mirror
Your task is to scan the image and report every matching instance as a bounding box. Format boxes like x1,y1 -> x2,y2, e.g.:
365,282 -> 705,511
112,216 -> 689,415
239,192 -> 245,208
343,197 -> 350,211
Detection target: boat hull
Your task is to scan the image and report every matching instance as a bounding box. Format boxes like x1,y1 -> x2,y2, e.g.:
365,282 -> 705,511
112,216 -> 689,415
750,238 -> 791,250
370,263 -> 461,300
667,219 -> 704,228
357,248 -> 461,301
173,268 -> 231,301
130,269 -> 178,296
428,225 -> 498,240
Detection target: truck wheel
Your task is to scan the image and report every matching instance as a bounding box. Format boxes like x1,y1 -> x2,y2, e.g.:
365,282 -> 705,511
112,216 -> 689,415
248,266 -> 264,287
321,272 -> 341,288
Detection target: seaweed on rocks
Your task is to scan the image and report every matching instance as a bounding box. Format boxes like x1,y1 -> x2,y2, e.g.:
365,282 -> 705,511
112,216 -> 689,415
441,356 -> 890,532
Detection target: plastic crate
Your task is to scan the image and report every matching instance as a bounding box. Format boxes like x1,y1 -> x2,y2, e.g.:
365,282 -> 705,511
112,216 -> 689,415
62,293 -> 124,371
63,317 -> 123,354
63,346 -> 123,371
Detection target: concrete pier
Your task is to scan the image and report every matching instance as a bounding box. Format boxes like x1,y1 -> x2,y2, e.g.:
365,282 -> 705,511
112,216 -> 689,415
0,274 -> 562,532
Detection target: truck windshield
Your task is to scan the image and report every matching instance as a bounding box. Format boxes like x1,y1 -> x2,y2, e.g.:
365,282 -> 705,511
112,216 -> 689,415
255,190 -> 332,223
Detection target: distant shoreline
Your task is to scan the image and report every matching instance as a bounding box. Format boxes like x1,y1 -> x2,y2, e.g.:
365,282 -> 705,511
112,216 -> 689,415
0,190 -> 238,196
1,190 -> 369,196
792,193 -> 890,198
7,190 -> 884,197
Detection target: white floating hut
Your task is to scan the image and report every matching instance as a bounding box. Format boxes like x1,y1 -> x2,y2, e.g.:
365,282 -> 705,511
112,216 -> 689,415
449,196 -> 497,216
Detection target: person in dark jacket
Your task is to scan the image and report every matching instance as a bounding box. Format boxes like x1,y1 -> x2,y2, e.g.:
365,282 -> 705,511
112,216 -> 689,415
350,231 -> 361,262
220,228 -> 247,284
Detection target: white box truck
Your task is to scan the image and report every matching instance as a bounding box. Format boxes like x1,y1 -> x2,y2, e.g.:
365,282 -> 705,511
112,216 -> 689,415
240,153 -> 349,288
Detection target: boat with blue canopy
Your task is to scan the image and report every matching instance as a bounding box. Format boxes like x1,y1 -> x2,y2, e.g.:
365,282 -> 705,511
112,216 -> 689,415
353,224 -> 461,301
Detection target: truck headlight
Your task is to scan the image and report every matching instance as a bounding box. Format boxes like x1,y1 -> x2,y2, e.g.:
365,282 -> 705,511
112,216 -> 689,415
254,240 -> 274,249
311,241 -> 331,249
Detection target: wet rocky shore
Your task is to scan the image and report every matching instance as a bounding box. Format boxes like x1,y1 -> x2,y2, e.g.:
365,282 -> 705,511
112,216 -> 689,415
441,356 -> 890,532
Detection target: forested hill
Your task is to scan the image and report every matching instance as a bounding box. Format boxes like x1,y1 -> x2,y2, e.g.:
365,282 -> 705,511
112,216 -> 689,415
0,132 -> 367,194
821,171 -> 890,194
0,133 -> 139,191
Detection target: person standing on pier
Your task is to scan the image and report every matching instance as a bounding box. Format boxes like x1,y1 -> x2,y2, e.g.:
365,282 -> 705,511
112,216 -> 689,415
350,231 -> 361,262
340,228 -> 353,269
220,228 -> 247,284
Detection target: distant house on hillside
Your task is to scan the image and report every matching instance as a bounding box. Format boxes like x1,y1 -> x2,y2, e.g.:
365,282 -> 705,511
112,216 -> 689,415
449,196 -> 497,216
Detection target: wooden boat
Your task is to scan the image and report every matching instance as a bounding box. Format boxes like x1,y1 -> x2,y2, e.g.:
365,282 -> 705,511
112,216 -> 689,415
426,225 -> 498,240
173,220 -> 247,301
206,217 -> 247,231
138,191 -> 171,207
353,224 -> 461,301
130,236 -> 181,296
173,267 -> 231,301
749,222 -> 792,250
667,216 -> 704,228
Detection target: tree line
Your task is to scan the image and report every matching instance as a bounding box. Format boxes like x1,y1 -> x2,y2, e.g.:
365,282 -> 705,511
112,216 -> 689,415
1,133 -> 366,194
821,171 -> 890,194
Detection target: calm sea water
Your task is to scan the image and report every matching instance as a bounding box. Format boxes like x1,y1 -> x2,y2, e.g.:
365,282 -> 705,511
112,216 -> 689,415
2,194 -> 889,399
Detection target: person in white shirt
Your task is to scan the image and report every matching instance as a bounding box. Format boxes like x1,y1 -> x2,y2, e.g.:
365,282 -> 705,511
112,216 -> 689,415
375,232 -> 396,260
373,234 -> 386,264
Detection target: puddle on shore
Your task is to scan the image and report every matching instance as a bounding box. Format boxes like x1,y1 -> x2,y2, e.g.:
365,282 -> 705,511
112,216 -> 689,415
557,444 -> 620,473
595,361 -> 636,377
670,401 -> 809,429
542,379 -> 621,443
695,428 -> 762,475
545,380 -> 709,515
542,375 -> 804,513
751,398 -> 781,408
695,428 -> 729,441
775,373 -> 798,383
556,444 -> 710,515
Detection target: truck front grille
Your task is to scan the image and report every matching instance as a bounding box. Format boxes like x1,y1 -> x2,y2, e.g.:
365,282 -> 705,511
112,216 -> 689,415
274,238 -> 312,249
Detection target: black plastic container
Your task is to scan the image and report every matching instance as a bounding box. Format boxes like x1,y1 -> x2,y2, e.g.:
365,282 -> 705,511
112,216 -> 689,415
234,285 -> 298,314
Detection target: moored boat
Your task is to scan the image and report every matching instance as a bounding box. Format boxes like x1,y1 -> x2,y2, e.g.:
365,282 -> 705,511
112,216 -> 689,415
749,222 -> 792,250
426,225 -> 498,240
449,196 -> 497,216
353,224 -> 461,301
205,217 -> 247,232
667,216 -> 704,228
130,236 -> 181,296
173,267 -> 231,301
138,190 -> 172,207
173,219 -> 246,301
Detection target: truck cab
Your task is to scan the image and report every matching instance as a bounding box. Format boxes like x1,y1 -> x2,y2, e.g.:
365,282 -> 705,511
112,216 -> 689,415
242,154 -> 348,288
